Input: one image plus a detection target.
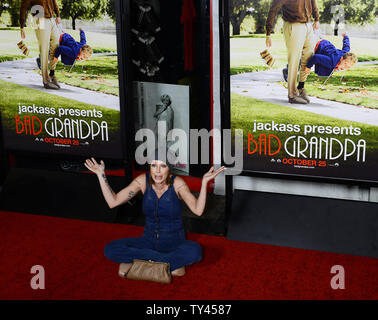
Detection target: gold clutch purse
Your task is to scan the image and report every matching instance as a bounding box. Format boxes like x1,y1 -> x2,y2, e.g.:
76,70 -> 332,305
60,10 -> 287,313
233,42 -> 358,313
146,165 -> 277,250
126,259 -> 172,284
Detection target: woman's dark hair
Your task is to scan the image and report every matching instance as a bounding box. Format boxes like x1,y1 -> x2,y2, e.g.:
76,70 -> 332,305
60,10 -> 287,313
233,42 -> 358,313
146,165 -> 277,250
149,165 -> 173,186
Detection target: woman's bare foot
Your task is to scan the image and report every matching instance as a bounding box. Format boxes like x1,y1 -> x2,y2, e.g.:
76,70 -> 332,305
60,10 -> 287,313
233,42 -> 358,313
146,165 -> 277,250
118,263 -> 132,278
171,266 -> 186,277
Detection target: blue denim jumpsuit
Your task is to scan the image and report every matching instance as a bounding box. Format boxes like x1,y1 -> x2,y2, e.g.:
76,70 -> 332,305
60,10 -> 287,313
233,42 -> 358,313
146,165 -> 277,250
104,174 -> 203,271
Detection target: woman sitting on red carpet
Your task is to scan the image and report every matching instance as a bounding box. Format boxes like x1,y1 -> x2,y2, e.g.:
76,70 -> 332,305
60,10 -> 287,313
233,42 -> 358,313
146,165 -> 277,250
84,148 -> 225,281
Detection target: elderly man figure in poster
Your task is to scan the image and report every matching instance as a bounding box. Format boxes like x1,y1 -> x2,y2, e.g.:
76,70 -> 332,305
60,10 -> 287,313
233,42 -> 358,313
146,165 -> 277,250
20,0 -> 61,90
266,0 -> 320,104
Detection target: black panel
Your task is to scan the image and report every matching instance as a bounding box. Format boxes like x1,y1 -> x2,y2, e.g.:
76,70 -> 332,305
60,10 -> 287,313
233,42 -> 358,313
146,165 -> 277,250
128,0 -> 212,177
227,190 -> 378,258
0,112 -> 9,186
0,167 -> 129,223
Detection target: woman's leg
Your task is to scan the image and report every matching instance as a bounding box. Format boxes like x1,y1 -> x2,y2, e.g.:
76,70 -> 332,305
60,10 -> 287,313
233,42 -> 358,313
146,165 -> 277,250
105,237 -> 202,275
104,236 -> 165,263
160,240 -> 203,272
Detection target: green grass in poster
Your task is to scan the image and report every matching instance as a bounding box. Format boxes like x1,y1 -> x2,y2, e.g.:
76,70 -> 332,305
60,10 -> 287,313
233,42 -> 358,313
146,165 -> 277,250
0,55 -> 26,63
230,34 -> 378,109
0,79 -> 120,138
230,34 -> 378,71
0,28 -> 116,60
0,28 -> 119,95
231,92 -> 378,157
55,55 -> 119,96
305,65 -> 378,109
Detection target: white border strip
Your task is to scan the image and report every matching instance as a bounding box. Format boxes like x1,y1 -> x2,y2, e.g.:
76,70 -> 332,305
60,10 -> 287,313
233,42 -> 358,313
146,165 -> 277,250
211,0 -> 225,195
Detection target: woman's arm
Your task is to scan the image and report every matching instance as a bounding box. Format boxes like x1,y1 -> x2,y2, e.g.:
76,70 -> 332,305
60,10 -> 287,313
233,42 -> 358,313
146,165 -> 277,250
176,166 -> 225,216
84,157 -> 144,209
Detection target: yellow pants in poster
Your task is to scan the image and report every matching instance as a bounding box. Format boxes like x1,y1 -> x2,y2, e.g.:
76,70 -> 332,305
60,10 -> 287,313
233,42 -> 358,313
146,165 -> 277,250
283,21 -> 315,99
33,17 -> 59,84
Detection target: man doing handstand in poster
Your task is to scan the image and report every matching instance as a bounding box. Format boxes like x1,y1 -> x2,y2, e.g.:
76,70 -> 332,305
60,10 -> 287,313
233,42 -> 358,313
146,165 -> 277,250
304,33 -> 357,78
49,27 -> 93,88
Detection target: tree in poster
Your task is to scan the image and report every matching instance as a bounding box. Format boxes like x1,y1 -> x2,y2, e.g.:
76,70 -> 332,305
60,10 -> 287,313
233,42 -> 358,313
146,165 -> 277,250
60,0 -> 108,30
106,0 -> 116,22
2,0 -> 20,27
229,0 -> 253,35
229,0 -> 281,35
320,0 -> 377,35
251,0 -> 276,34
1,0 -> 60,26
0,1 -> 9,16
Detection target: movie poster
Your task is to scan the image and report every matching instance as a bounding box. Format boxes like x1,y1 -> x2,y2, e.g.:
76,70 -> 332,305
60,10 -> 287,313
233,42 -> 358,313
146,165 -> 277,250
0,0 -> 122,158
230,0 -> 378,182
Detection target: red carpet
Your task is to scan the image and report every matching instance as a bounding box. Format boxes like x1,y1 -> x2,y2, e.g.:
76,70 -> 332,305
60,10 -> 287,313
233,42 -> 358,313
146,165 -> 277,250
0,211 -> 377,300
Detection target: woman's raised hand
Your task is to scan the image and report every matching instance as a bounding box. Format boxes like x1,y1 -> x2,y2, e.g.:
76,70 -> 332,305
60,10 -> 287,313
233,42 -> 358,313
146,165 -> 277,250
84,157 -> 105,176
202,166 -> 226,185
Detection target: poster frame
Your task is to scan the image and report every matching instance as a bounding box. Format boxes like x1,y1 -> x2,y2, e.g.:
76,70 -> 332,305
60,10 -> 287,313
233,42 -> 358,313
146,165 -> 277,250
0,0 -> 130,168
222,0 -> 378,187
